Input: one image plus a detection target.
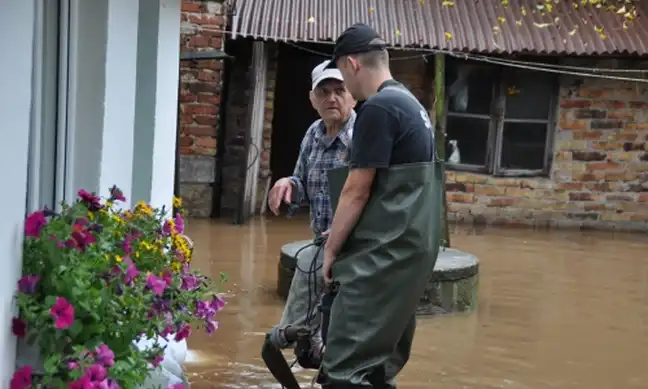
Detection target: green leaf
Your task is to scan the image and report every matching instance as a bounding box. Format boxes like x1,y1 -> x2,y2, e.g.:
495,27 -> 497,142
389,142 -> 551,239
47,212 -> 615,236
44,354 -> 61,374
68,321 -> 83,337
44,295 -> 57,307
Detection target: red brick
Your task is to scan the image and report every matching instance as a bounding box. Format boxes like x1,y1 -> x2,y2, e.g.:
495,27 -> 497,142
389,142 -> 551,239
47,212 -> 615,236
194,115 -> 218,126
178,136 -> 194,147
183,104 -> 217,116
488,198 -> 516,207
587,162 -> 619,171
194,137 -> 217,149
560,100 -> 592,109
183,125 -> 215,137
189,36 -> 209,47
198,94 -> 221,105
181,2 -> 203,13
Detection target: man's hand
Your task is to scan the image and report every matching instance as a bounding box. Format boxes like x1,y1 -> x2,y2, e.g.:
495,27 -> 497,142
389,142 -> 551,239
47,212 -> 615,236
268,177 -> 293,215
323,248 -> 335,284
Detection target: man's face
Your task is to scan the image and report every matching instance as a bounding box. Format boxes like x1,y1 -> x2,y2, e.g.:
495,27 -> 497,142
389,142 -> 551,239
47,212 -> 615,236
336,57 -> 363,101
310,79 -> 355,122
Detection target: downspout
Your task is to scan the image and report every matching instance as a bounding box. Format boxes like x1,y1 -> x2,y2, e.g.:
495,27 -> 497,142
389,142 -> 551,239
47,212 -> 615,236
212,3 -> 236,219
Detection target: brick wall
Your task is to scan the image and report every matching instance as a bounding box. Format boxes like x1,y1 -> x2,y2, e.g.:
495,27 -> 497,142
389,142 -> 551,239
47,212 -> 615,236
177,0 -> 226,217
444,59 -> 648,231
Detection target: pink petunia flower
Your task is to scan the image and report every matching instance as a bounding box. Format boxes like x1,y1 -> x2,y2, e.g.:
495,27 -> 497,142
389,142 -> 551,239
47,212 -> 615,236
24,211 -> 47,237
50,297 -> 75,329
10,365 -> 32,389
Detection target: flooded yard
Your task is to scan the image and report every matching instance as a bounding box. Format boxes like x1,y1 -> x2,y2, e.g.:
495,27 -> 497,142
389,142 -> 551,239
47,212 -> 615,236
184,215 -> 648,389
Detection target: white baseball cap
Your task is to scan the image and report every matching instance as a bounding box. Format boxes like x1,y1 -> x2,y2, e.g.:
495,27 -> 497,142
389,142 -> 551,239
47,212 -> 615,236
311,60 -> 344,90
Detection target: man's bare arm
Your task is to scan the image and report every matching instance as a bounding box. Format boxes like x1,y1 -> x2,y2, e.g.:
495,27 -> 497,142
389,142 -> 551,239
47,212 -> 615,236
324,168 -> 375,256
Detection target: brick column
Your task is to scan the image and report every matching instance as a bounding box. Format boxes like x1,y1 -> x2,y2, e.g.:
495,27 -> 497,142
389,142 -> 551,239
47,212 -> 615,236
178,0 -> 226,216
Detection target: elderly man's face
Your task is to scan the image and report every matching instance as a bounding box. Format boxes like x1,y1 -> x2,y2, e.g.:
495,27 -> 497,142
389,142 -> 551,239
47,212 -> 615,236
310,79 -> 355,122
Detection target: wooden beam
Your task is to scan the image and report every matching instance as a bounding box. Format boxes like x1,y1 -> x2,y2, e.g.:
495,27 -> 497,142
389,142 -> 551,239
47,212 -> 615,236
434,53 -> 450,248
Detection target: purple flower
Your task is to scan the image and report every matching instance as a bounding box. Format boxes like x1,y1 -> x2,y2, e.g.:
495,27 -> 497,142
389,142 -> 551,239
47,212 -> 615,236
12,317 -> 26,338
180,274 -> 199,291
68,361 -> 79,370
174,215 -> 185,234
50,297 -> 75,329
123,258 -> 140,284
95,344 -> 115,367
85,364 -> 107,382
149,353 -> 165,367
194,300 -> 213,319
121,232 -> 141,254
94,379 -> 120,389
166,385 -> 186,389
10,365 -> 32,389
77,189 -> 102,211
17,275 -> 40,294
205,320 -> 219,335
109,185 -> 126,202
210,295 -> 226,312
146,274 -> 167,296
174,323 -> 191,341
162,220 -> 172,236
24,211 -> 47,237
68,375 -> 92,389
161,270 -> 173,287
71,222 -> 96,251
159,326 -> 174,339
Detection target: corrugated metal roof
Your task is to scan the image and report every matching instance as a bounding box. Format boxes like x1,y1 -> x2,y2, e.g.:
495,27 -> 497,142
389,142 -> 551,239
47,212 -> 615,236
229,0 -> 648,55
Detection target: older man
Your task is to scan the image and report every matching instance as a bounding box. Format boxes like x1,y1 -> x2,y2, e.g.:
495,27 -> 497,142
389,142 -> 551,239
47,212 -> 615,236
320,24 -> 441,389
262,59 -> 356,385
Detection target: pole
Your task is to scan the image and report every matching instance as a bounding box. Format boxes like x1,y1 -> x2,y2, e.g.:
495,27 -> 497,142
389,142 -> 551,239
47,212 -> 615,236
434,53 -> 450,247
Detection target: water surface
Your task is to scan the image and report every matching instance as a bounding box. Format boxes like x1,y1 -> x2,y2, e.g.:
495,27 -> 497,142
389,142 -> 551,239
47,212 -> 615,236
185,216 -> 648,389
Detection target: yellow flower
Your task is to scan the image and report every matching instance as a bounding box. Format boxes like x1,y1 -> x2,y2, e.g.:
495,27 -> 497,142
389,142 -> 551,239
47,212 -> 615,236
115,255 -> 123,262
134,201 -> 154,216
172,197 -> 182,208
88,212 -> 95,221
171,261 -> 182,272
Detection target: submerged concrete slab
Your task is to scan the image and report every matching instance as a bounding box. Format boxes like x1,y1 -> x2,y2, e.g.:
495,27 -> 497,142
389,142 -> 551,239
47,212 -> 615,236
278,240 -> 480,316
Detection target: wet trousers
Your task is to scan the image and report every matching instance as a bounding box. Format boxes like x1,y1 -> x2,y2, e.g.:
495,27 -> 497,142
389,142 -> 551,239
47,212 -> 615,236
269,246 -> 324,357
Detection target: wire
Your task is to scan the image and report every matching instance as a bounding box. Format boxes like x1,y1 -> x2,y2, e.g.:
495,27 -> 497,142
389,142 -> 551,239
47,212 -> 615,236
200,26 -> 648,82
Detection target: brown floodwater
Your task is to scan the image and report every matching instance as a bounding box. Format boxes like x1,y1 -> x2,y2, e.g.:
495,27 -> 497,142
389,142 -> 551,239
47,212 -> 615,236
183,215 -> 648,389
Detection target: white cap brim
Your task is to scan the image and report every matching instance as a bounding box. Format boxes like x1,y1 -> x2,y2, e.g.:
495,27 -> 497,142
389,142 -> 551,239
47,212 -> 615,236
311,69 -> 344,90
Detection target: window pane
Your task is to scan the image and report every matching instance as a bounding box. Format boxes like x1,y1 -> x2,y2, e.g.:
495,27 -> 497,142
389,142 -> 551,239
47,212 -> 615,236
505,70 -> 555,120
500,122 -> 548,170
445,115 -> 490,166
446,62 -> 497,115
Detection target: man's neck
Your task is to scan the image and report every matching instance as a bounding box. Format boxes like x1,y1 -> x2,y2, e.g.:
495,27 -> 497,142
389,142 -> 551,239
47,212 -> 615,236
323,114 -> 349,136
363,71 -> 393,99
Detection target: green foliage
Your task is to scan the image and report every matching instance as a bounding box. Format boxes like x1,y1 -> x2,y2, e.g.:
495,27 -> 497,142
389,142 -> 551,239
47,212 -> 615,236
12,188 -> 224,388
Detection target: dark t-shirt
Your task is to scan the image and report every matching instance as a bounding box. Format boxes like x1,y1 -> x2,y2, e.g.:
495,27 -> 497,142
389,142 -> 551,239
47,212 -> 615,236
349,80 -> 435,168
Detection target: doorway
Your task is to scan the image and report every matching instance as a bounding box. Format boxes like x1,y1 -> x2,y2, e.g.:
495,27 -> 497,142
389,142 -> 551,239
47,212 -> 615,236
269,44 -> 325,183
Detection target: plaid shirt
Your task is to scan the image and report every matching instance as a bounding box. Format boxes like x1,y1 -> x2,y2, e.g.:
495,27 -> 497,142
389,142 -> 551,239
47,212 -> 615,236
290,112 -> 355,235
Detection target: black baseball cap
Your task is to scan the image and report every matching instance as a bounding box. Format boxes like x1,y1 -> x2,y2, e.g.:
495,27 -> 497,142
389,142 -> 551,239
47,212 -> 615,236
327,23 -> 387,68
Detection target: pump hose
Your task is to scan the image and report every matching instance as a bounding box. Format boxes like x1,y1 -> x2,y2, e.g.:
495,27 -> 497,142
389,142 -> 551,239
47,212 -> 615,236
292,234 -> 327,328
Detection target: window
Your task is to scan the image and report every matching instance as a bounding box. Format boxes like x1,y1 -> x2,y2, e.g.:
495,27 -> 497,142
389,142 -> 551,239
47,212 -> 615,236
444,58 -> 557,176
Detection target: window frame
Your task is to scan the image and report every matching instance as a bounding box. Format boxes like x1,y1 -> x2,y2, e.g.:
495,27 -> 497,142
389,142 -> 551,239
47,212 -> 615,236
443,62 -> 558,177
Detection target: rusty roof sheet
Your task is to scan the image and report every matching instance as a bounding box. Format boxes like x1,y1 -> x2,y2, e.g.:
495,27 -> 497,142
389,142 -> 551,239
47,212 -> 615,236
229,0 -> 648,55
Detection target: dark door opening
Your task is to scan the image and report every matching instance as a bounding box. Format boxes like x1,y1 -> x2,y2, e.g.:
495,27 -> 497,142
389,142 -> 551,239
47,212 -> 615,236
270,44 -> 324,185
